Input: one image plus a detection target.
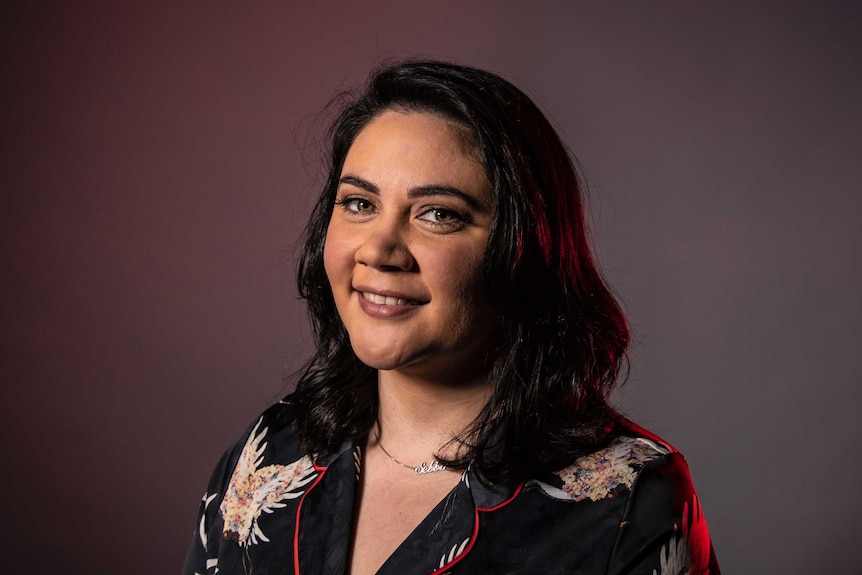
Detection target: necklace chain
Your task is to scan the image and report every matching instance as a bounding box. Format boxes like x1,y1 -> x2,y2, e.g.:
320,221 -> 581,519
373,428 -> 448,475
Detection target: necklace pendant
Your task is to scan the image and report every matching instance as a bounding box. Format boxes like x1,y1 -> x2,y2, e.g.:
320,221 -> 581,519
414,460 -> 447,474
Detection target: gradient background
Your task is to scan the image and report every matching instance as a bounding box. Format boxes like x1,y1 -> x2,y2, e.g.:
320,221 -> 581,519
2,2 -> 860,573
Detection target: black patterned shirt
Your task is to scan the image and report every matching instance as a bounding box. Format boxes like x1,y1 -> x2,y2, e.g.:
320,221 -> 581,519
183,400 -> 720,575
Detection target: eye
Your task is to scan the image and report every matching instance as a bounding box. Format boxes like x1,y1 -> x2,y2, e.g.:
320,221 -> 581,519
335,196 -> 376,214
417,207 -> 467,229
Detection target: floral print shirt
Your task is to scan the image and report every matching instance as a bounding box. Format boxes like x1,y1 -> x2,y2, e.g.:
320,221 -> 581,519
183,400 -> 720,575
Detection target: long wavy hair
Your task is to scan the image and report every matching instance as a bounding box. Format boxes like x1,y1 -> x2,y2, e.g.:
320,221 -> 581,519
292,60 -> 630,484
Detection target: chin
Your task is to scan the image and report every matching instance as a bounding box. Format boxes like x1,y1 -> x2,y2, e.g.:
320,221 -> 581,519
352,344 -> 440,374
350,344 -> 406,371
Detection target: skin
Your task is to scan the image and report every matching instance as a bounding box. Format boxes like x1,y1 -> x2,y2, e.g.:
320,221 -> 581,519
322,110 -> 499,575
324,109 -> 498,387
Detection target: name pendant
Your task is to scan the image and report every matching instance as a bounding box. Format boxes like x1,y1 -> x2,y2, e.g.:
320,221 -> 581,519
413,460 -> 447,474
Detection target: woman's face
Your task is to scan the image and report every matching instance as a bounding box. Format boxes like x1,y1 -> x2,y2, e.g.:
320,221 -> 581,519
323,110 -> 498,383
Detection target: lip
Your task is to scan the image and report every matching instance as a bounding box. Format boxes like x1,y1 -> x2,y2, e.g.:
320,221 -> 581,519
353,285 -> 429,318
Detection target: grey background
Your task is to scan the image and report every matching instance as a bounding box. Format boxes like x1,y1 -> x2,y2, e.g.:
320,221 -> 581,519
2,2 -> 860,573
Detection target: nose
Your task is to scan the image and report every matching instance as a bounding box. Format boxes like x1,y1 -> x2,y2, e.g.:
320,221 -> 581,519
354,217 -> 415,271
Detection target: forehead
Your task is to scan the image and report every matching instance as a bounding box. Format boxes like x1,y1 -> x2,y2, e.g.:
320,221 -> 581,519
344,110 -> 483,174
339,112 -> 492,208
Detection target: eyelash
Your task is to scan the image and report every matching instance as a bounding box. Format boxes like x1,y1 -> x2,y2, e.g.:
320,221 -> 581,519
334,196 -> 375,214
333,196 -> 470,230
418,207 -> 468,228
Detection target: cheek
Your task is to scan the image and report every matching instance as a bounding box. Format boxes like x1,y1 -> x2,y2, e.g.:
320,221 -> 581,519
322,223 -> 348,285
425,244 -> 486,302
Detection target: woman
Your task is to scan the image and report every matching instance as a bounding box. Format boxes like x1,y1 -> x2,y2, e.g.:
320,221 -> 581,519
184,60 -> 720,575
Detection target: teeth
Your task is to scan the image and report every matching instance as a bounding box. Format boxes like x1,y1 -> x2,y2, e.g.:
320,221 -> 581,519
362,292 -> 415,306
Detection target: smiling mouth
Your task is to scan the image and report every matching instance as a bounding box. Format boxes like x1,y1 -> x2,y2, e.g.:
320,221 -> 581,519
360,291 -> 427,306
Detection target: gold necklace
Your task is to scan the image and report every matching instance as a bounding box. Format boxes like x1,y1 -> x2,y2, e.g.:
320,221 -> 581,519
373,428 -> 448,475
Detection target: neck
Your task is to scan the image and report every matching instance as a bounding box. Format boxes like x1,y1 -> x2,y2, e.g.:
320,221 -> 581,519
373,368 -> 491,462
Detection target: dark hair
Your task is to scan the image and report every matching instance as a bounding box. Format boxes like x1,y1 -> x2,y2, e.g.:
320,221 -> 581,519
292,60 -> 630,484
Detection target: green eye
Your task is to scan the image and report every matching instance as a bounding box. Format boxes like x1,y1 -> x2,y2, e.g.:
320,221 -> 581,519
354,199 -> 373,212
418,207 -> 466,229
432,209 -> 454,222
336,196 -> 376,214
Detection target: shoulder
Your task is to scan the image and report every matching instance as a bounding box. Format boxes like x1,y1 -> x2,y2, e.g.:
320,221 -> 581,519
183,399 -> 321,573
603,421 -> 720,574
229,398 -> 304,466
524,418 -> 720,573
218,399 -> 317,544
527,417 -> 678,503
219,400 -> 303,471
197,399 -> 305,505
198,401 -> 300,491
195,399 -> 315,542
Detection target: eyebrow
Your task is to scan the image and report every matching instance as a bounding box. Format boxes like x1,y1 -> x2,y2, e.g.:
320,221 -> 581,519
338,175 -> 485,211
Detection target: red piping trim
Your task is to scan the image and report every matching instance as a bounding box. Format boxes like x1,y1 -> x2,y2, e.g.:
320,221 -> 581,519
477,482 -> 523,512
293,465 -> 328,575
429,481 -> 524,574
427,508 -> 480,575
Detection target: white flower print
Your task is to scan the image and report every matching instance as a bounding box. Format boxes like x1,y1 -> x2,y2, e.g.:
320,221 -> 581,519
653,494 -> 711,575
532,437 -> 667,502
438,537 -> 471,570
219,417 -> 318,546
199,492 -> 218,547
353,445 -> 362,481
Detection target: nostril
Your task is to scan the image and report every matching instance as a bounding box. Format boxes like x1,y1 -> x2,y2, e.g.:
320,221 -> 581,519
355,237 -> 414,271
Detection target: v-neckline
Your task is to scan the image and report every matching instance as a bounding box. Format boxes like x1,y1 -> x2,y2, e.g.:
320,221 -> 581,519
294,441 -> 520,575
